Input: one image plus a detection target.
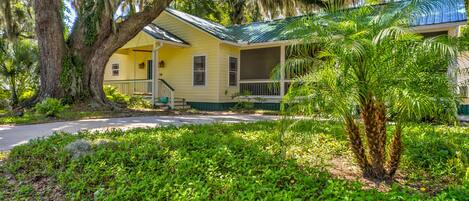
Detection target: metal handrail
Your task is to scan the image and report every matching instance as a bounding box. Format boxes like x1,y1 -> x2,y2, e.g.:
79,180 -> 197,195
158,79 -> 175,109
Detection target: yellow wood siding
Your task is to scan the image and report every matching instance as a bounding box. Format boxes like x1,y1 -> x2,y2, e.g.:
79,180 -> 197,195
153,12 -> 221,102
104,51 -> 151,81
218,43 -> 241,102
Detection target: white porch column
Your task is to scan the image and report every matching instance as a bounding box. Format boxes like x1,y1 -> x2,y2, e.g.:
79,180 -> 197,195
151,42 -> 163,106
280,45 -> 286,97
151,44 -> 158,105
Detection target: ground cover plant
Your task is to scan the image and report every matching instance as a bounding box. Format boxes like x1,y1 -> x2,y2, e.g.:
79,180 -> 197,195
0,120 -> 467,200
276,0 -> 464,181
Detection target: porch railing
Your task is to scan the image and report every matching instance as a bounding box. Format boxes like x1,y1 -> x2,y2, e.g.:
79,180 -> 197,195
158,79 -> 175,108
103,79 -> 152,97
239,80 -> 292,96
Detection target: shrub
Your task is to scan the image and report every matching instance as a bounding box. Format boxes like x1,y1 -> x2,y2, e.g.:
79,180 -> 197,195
103,85 -> 128,105
34,98 -> 67,117
231,91 -> 263,110
19,90 -> 35,102
0,90 -> 9,110
128,96 -> 151,109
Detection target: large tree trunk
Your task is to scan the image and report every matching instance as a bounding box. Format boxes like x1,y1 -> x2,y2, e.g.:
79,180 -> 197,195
82,1 -> 171,106
32,0 -> 172,106
32,0 -> 65,101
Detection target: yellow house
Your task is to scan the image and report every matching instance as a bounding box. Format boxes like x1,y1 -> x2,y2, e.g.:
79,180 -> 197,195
104,3 -> 468,112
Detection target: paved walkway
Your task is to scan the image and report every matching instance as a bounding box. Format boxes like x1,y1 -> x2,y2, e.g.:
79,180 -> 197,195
0,114 -> 277,151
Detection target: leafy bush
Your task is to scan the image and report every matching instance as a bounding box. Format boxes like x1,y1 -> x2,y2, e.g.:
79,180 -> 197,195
34,98 -> 67,117
1,121 -> 467,200
231,91 -> 266,110
103,85 -> 128,105
128,96 -> 151,109
0,90 -> 10,110
19,90 -> 35,102
103,86 -> 152,109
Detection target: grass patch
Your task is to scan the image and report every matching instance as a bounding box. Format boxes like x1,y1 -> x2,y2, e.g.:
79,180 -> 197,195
0,120 -> 467,200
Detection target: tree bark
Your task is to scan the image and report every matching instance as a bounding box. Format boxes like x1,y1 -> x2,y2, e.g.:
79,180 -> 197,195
0,0 -> 17,43
33,0 -> 65,101
9,74 -> 18,106
387,123 -> 403,178
360,100 -> 387,179
83,0 -> 172,106
32,0 -> 173,106
344,115 -> 370,174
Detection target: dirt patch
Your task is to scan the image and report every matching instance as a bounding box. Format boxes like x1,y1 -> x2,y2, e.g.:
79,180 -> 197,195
29,176 -> 66,201
1,153 -> 66,200
327,156 -> 421,193
326,155 -> 451,196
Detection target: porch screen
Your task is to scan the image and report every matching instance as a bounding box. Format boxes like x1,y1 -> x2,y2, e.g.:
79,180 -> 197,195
240,47 -> 280,80
193,56 -> 206,86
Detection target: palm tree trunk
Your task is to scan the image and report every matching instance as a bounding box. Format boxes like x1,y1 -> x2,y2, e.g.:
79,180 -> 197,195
344,115 -> 371,175
387,122 -> 403,177
361,100 -> 387,179
9,74 -> 18,106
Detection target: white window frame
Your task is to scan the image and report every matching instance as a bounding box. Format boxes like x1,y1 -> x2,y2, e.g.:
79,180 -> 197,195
192,55 -> 207,87
228,56 -> 238,87
111,63 -> 119,76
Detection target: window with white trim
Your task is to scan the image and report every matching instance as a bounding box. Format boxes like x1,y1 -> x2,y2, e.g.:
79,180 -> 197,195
229,57 -> 238,86
112,64 -> 119,76
193,56 -> 206,86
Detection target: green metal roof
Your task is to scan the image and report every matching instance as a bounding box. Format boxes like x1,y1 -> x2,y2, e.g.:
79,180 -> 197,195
166,0 -> 467,45
166,8 -> 239,42
143,23 -> 190,45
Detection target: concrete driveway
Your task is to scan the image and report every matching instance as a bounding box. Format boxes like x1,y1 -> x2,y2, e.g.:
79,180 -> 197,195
0,114 -> 277,151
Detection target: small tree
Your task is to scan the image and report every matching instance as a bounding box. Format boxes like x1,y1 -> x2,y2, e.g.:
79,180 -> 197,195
0,40 -> 38,107
279,0 -> 461,180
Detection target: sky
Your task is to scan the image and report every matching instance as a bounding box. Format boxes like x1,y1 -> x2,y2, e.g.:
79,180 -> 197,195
64,1 -> 77,28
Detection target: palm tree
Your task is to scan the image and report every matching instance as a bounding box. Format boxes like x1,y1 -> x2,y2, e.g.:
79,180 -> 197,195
277,0 -> 461,180
0,40 -> 37,107
226,0 -> 357,24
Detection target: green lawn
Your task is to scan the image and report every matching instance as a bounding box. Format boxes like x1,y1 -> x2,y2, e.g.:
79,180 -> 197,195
0,120 -> 467,200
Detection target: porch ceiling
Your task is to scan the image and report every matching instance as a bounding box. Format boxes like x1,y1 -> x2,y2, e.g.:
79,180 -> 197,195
143,23 -> 190,47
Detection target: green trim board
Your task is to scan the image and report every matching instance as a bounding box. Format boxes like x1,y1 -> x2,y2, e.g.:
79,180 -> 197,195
187,102 -> 280,111
187,102 -> 469,115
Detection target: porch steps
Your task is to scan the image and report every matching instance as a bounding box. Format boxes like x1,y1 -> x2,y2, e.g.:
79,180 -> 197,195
173,97 -> 191,110
155,97 -> 191,110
